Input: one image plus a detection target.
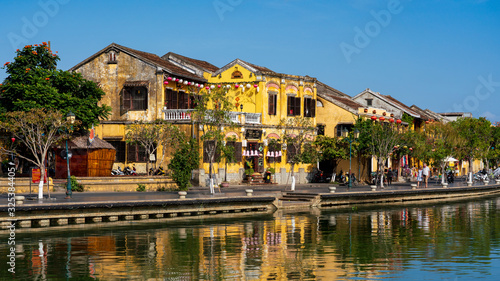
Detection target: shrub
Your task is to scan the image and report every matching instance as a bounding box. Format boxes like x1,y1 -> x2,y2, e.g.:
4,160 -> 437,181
136,184 -> 146,192
70,176 -> 85,192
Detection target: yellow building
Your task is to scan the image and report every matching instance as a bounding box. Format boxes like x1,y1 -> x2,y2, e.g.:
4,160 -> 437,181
71,43 -> 319,186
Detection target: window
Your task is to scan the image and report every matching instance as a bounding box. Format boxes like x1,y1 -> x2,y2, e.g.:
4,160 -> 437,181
123,86 -> 147,111
366,98 -> 373,106
286,143 -> 298,163
231,71 -> 243,79
226,141 -> 242,163
165,89 -> 196,109
336,124 -> 354,137
287,96 -> 301,116
203,140 -> 221,163
108,51 -> 117,64
317,125 -> 325,136
268,93 -> 277,115
126,143 -> 148,162
304,97 -> 316,117
108,141 -> 126,163
268,142 -> 282,163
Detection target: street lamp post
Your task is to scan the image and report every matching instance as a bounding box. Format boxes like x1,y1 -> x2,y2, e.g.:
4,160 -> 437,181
342,128 -> 360,190
65,111 -> 76,199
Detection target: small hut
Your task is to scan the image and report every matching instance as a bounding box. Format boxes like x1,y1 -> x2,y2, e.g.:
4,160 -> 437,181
55,135 -> 116,178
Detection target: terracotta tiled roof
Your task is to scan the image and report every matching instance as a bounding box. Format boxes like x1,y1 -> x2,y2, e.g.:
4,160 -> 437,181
384,95 -> 420,117
328,95 -> 363,111
245,61 -> 273,73
65,135 -> 116,150
69,43 -> 206,82
117,44 -> 205,81
163,52 -> 219,72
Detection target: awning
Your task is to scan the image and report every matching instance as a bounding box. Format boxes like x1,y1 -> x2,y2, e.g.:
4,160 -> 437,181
444,156 -> 459,162
124,80 -> 149,87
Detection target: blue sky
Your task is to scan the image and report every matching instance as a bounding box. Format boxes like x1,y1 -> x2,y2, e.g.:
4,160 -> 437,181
1,0 -> 499,121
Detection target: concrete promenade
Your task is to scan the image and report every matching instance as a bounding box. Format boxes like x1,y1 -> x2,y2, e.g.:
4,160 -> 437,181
2,179 -> 500,230
0,179 -> 494,205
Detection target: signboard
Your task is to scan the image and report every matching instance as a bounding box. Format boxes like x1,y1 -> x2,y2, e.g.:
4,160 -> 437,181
89,123 -> 95,144
245,129 -> 262,140
32,168 -> 48,184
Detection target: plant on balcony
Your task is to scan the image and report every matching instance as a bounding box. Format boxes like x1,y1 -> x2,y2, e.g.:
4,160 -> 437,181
194,84 -> 236,194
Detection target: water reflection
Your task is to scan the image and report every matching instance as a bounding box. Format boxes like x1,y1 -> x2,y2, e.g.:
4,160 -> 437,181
3,197 -> 500,280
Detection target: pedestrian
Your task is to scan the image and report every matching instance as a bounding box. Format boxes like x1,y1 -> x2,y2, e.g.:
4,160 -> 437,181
417,166 -> 423,187
387,168 -> 393,185
422,163 -> 430,188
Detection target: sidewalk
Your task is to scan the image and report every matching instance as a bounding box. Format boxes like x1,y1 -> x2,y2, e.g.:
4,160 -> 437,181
5,180 -> 466,206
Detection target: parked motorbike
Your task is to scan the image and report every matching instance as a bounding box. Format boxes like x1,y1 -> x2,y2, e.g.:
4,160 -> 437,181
124,166 -> 137,176
312,170 -> 331,183
149,166 -> 166,176
111,166 -> 124,176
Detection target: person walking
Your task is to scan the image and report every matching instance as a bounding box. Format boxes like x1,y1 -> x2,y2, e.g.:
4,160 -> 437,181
387,168 -> 393,186
422,163 -> 430,188
417,166 -> 423,188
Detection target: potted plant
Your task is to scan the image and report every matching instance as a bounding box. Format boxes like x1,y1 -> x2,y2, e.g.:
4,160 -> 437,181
244,160 -> 254,181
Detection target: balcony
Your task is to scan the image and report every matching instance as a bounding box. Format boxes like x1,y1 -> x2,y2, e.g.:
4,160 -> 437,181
163,109 -> 261,125
163,109 -> 194,121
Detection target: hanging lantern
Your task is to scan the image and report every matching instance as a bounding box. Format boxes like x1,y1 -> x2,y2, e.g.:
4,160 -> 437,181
11,137 -> 15,143
167,77 -> 172,81
246,83 -> 251,88
379,116 -> 385,121
257,87 -> 259,92
183,81 -> 188,85
243,150 -> 247,157
267,151 -> 271,157
187,82 -> 191,85
254,84 -> 258,88
389,118 -> 394,123
210,85 -> 215,89
396,119 -> 402,124
277,151 -> 282,157
179,79 -> 183,83
254,150 -> 258,156
371,116 -> 377,121
425,120 -> 430,124
163,81 -> 168,85
218,84 -> 221,88
235,84 -> 239,88
205,86 -> 210,90
175,78 -> 179,82
271,151 -> 275,157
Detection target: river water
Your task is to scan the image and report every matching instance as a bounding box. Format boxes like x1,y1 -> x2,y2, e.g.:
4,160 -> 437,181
3,195 -> 500,280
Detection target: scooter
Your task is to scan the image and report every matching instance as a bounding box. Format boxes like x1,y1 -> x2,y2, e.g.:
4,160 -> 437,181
124,166 -> 137,176
111,166 -> 124,175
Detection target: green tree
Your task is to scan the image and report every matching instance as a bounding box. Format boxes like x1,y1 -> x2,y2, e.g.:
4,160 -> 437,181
0,43 -> 110,130
416,122 -> 464,184
486,125 -> 500,169
0,108 -> 79,199
125,120 -> 179,175
313,135 -> 348,180
169,134 -> 200,191
277,116 -> 317,190
452,117 -> 491,181
363,120 -> 403,187
194,85 -> 235,193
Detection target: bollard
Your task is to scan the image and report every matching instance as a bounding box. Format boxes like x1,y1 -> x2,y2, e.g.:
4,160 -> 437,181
411,184 -> 417,190
484,180 -> 489,186
245,189 -> 253,196
178,191 -> 187,199
370,185 -> 377,191
442,183 -> 448,188
15,196 -> 25,205
328,186 -> 336,193
496,179 -> 500,185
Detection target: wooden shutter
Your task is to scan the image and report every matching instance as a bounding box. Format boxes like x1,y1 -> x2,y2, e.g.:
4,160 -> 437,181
268,94 -> 276,115
235,142 -> 242,162
123,88 -> 131,111
287,143 -> 297,163
311,99 -> 316,117
294,97 -> 301,116
287,96 -> 293,116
